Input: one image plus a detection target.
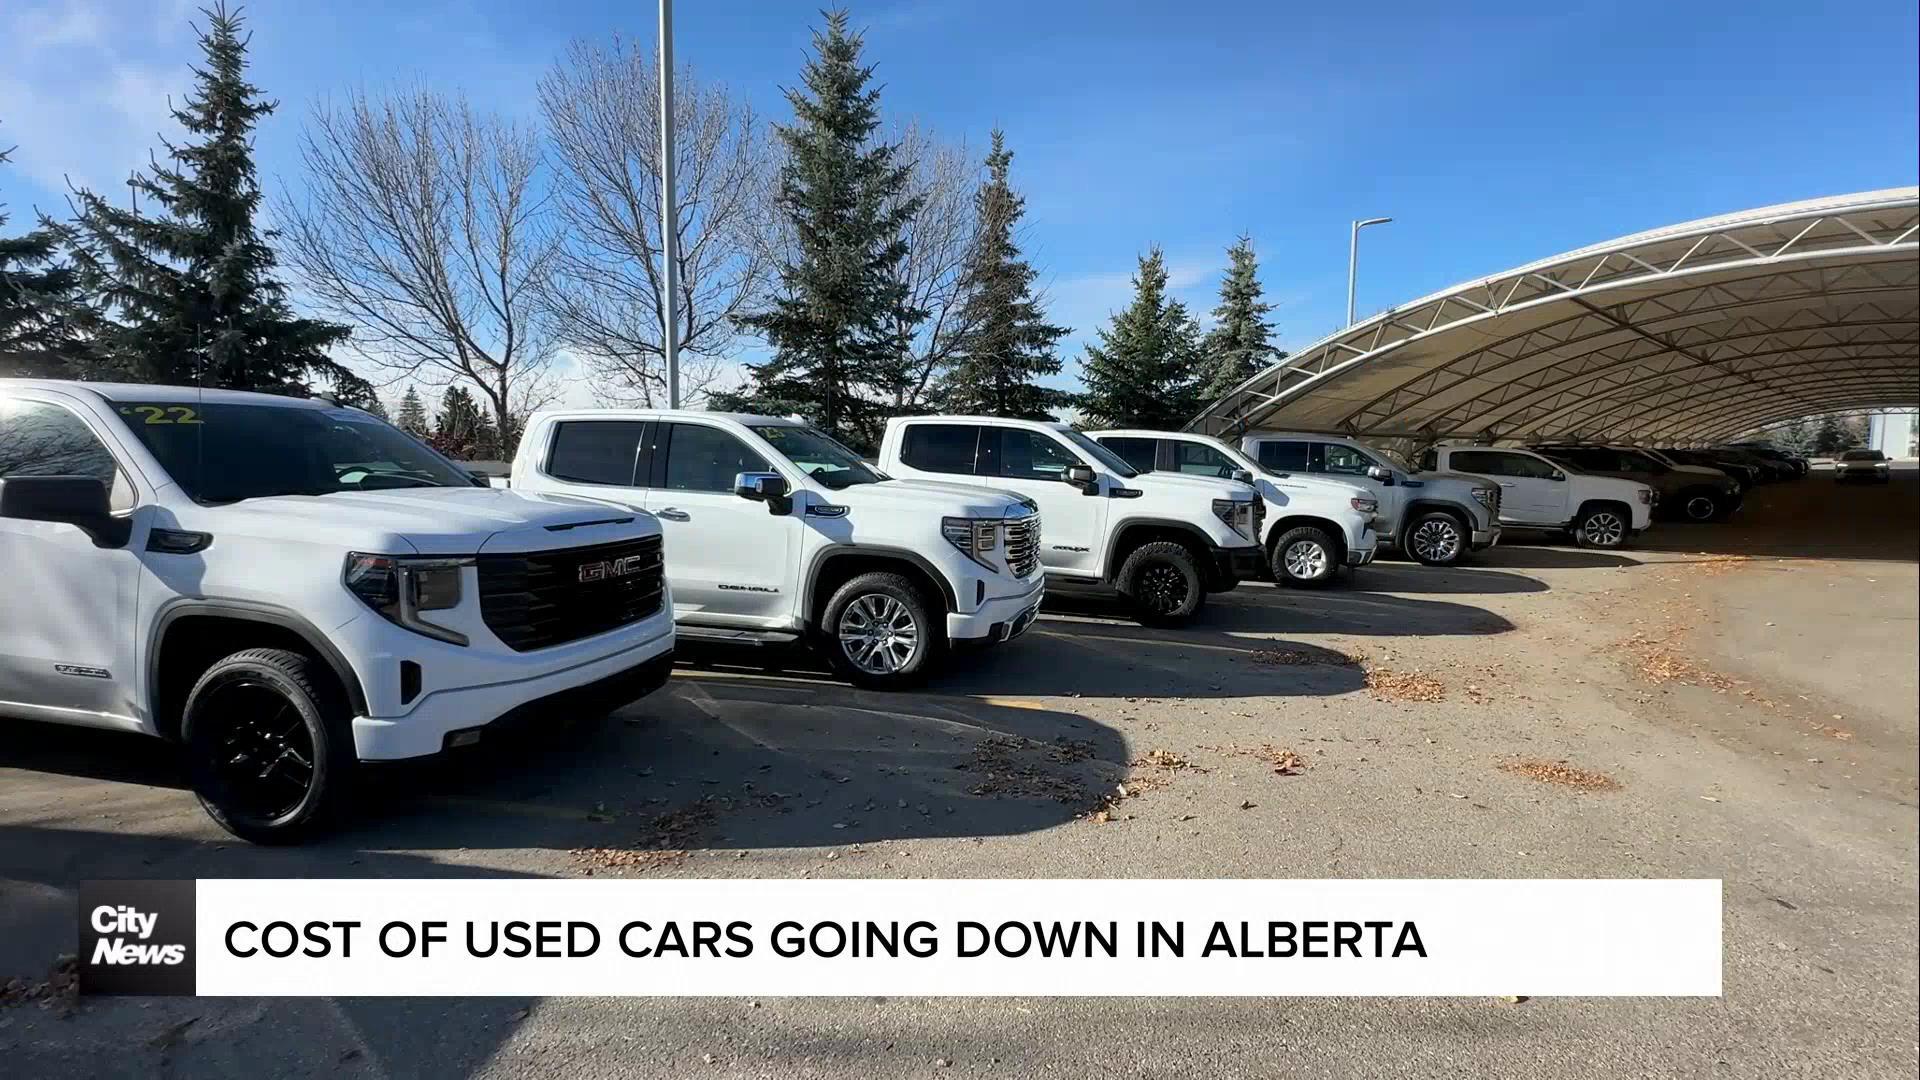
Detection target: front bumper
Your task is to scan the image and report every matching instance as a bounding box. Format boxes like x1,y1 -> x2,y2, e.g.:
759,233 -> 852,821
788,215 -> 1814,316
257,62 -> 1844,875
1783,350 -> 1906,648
949,578 -> 1045,644
1470,524 -> 1501,551
1207,543 -> 1266,588
349,622 -> 676,760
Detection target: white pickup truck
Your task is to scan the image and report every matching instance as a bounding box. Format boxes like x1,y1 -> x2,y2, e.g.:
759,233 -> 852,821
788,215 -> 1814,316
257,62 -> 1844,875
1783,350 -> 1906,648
876,416 -> 1263,624
1422,444 -> 1655,548
1087,429 -> 1378,586
0,381 -> 676,843
1239,432 -> 1503,567
510,410 -> 1044,689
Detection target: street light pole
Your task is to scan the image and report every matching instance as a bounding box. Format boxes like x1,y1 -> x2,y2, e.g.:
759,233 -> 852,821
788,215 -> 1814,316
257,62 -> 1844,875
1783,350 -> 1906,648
1346,216 -> 1392,327
658,0 -> 680,408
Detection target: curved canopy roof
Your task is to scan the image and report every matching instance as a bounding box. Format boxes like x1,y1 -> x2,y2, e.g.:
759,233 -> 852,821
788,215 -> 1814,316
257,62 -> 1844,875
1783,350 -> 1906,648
1188,188 -> 1920,445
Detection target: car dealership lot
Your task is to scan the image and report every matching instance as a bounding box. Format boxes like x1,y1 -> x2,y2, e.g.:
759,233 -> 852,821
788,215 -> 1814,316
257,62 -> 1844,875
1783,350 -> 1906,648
4,473 -> 1915,1079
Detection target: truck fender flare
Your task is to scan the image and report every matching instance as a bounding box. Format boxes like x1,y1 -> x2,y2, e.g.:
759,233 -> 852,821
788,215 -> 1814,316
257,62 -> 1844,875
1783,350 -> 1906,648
801,546 -> 961,620
148,599 -> 370,721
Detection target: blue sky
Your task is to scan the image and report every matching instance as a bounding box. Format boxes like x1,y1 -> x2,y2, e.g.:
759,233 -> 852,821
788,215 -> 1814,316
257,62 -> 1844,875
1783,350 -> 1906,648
4,0 -> 1917,401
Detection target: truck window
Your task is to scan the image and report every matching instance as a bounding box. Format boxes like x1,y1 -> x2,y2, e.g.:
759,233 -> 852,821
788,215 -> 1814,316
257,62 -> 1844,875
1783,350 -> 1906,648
899,423 -> 981,475
1319,443 -> 1374,476
0,399 -> 134,510
1099,436 -> 1157,473
1254,440 -> 1309,471
998,428 -> 1083,482
546,420 -> 644,486
661,423 -> 771,493
1173,441 -> 1236,478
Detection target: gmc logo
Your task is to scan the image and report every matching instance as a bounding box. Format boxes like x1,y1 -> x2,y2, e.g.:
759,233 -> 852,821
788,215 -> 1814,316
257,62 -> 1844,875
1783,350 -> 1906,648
577,554 -> 650,583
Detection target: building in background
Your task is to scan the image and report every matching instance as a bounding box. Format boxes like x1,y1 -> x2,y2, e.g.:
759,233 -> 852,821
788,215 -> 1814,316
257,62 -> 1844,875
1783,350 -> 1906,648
1866,410 -> 1917,460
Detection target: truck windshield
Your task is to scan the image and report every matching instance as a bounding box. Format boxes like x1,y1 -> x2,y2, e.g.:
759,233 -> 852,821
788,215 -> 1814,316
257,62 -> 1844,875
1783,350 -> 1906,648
751,425 -> 889,489
1060,429 -> 1139,478
114,401 -> 475,504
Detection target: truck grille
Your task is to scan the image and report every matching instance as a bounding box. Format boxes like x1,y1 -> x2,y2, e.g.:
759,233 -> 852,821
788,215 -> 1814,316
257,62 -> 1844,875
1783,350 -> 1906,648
1005,515 -> 1041,578
476,535 -> 664,652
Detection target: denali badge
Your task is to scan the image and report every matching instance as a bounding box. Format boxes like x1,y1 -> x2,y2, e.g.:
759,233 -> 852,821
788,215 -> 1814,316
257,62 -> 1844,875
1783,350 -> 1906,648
718,583 -> 779,593
55,664 -> 112,679
577,554 -> 650,583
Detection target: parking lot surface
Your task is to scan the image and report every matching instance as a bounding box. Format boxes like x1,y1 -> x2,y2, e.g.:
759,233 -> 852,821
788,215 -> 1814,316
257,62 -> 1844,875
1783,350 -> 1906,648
4,470 -> 1916,1078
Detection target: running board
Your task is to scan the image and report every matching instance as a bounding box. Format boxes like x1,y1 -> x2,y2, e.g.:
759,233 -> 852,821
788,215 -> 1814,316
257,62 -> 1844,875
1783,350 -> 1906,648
674,625 -> 804,646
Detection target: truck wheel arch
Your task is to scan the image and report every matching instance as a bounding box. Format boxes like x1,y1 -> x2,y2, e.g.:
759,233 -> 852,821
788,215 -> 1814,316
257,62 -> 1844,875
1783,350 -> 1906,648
803,548 -> 957,630
1104,519 -> 1215,584
148,601 -> 368,740
1265,514 -> 1349,562
1398,499 -> 1474,541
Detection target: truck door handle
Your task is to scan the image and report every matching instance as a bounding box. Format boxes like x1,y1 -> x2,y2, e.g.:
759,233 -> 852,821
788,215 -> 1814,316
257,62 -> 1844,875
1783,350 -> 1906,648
1498,482 -> 1516,487
655,508 -> 690,521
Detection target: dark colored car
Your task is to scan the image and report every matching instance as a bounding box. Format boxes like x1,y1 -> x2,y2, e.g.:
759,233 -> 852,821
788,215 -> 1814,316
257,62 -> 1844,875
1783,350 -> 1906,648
1727,443 -> 1810,477
1530,444 -> 1742,522
1703,446 -> 1796,483
1652,448 -> 1761,491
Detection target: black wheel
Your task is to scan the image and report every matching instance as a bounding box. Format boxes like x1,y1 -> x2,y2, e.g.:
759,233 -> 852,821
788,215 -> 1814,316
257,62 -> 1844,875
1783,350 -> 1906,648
1404,511 -> 1467,566
1575,505 -> 1630,549
184,648 -> 355,845
1270,526 -> 1340,587
1679,490 -> 1722,523
1116,541 -> 1205,626
820,571 -> 942,689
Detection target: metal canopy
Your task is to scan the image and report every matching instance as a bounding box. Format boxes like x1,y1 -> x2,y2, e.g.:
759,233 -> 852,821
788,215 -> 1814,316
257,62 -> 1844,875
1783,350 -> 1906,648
1187,188 -> 1920,446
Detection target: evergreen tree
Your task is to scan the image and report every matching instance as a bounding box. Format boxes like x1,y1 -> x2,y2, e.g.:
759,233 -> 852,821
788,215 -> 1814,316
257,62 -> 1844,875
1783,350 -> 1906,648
0,142 -> 83,375
1198,236 -> 1278,402
1812,413 -> 1857,454
1078,249 -> 1202,429
936,131 -> 1069,419
714,10 -> 923,448
431,384 -> 495,458
396,385 -> 429,435
61,3 -> 352,394
359,395 -> 389,421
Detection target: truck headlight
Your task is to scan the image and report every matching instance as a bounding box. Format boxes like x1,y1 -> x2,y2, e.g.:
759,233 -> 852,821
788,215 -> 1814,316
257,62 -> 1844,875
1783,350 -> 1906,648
1211,498 -> 1256,539
1470,487 -> 1496,509
1637,488 -> 1654,505
941,516 -> 999,569
344,553 -> 471,645
1350,496 -> 1378,514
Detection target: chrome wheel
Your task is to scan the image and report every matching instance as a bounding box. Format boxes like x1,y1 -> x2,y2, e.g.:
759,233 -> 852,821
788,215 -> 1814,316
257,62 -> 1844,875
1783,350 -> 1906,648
1410,519 -> 1461,563
1684,495 -> 1717,521
1283,539 -> 1330,580
836,593 -> 922,676
1581,511 -> 1626,547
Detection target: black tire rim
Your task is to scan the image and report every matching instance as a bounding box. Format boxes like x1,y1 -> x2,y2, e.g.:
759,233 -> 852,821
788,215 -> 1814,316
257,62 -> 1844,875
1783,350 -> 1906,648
198,680 -> 317,823
1138,562 -> 1193,615
1684,495 -> 1717,521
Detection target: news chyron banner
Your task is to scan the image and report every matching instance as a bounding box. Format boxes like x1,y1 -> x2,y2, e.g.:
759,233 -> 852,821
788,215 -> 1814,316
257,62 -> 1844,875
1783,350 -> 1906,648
80,879 -> 1721,997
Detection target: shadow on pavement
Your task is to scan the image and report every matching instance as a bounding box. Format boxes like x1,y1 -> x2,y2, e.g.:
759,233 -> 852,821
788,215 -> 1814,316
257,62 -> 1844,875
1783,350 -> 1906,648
1465,544 -> 1642,570
1346,563 -> 1549,594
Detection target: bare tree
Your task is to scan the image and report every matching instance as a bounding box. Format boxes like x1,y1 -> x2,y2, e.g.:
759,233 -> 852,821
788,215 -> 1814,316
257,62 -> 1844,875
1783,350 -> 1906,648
886,123 -> 979,411
278,89 -> 559,455
538,36 -> 773,407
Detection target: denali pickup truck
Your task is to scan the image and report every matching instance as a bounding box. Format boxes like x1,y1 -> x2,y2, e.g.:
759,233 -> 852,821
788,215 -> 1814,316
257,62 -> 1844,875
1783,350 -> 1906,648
1423,444 -> 1655,549
1239,433 -> 1501,567
1088,429 -> 1378,586
0,381 -> 676,843
510,410 -> 1044,689
1528,443 -> 1741,522
876,416 -> 1262,625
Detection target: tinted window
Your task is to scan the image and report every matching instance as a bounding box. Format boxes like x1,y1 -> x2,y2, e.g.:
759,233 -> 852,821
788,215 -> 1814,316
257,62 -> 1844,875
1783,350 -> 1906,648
1099,436 -> 1158,473
546,420 -> 643,486
1453,450 -> 1560,479
0,399 -> 133,510
900,424 -> 980,475
661,423 -> 772,493
752,425 -> 885,489
1418,448 -> 1438,471
1841,449 -> 1884,462
1320,442 -> 1375,476
1174,440 -> 1237,479
1254,440 -> 1309,471
999,429 -> 1083,481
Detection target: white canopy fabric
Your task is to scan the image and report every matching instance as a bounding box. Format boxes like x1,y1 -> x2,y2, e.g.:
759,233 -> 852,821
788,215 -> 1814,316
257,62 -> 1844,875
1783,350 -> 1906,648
1187,188 -> 1920,445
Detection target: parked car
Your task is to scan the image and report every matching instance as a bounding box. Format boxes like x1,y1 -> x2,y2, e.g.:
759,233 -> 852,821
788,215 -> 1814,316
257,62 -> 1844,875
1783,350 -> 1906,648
1528,443 -> 1741,522
1,381 -> 676,843
1833,448 -> 1892,483
1422,444 -> 1655,549
1652,447 -> 1762,492
1727,442 -> 1810,476
1706,446 -> 1797,483
1086,429 -> 1378,587
511,410 -> 1044,688
877,416 -> 1262,625
1241,433 -> 1501,567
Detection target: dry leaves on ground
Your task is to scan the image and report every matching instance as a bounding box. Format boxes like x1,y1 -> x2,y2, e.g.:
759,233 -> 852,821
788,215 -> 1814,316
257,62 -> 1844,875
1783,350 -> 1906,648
1249,647 -> 1360,668
1499,758 -> 1621,791
1690,554 -> 1754,576
1364,667 -> 1447,702
959,736 -> 1093,804
571,801 -> 719,874
1623,631 -> 1737,690
1205,742 -> 1309,776
1,955 -> 78,1012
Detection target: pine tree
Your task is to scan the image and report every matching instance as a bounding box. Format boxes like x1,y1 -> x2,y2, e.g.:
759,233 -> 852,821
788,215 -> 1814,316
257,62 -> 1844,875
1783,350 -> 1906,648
396,385 -> 429,435
359,395 -> 389,421
61,3 -> 351,394
714,10 -> 923,449
1198,236 -> 1278,402
1078,249 -> 1203,429
936,131 -> 1069,419
1812,413 -> 1853,454
0,142 -> 83,375
431,384 -> 495,458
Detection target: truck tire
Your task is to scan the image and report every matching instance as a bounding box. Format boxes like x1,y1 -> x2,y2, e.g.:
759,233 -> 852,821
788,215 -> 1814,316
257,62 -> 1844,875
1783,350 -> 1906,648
1574,504 -> 1630,549
182,647 -> 356,845
1678,489 -> 1722,523
821,571 -> 942,690
1117,541 -> 1206,626
1404,510 -> 1468,567
1270,525 -> 1340,587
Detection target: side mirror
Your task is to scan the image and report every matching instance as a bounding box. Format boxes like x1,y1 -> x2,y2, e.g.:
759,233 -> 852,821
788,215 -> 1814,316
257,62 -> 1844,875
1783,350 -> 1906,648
1064,463 -> 1098,492
0,476 -> 132,548
467,469 -> 494,488
734,471 -> 787,501
1365,465 -> 1394,486
1230,468 -> 1255,485
1549,470 -> 1566,481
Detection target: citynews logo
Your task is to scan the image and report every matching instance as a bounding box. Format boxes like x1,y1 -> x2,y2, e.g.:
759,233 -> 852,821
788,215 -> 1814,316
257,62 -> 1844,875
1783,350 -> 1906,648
78,881 -> 196,995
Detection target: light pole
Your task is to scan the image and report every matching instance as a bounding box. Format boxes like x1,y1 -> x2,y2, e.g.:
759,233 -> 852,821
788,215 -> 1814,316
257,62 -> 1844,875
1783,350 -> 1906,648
658,0 -> 680,408
1346,216 -> 1392,327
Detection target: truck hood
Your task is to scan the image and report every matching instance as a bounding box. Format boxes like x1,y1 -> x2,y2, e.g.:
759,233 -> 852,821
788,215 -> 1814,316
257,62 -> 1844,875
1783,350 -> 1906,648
199,487 -> 656,555
1132,472 -> 1256,500
1670,464 -> 1738,484
828,478 -> 1032,518
1411,469 -> 1497,489
1263,472 -> 1369,498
